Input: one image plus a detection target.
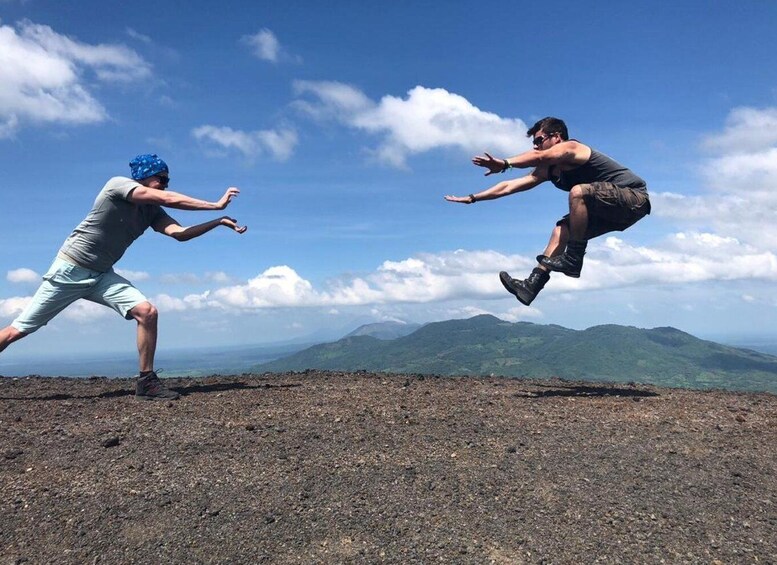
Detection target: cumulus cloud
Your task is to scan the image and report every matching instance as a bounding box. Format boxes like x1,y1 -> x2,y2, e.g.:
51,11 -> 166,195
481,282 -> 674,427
242,28 -> 279,62
0,295 -> 110,323
160,272 -> 200,285
0,296 -> 30,318
59,300 -> 112,322
192,124 -> 298,161
7,268 -> 39,283
241,28 -> 300,64
0,20 -> 152,137
152,291 -> 212,312
653,106 -> 777,250
701,107 -> 777,154
584,234 -> 777,289
293,81 -> 529,168
205,271 -> 233,284
4,233 -> 774,324
114,268 -> 150,281
140,232 -> 777,314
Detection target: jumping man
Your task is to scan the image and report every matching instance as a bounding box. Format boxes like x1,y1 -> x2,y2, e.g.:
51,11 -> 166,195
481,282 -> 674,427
445,117 -> 650,305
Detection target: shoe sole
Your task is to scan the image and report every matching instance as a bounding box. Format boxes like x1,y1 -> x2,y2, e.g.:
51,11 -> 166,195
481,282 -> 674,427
499,272 -> 534,306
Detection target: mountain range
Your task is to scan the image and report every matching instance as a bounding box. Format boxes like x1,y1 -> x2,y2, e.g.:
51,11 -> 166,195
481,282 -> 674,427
256,315 -> 777,393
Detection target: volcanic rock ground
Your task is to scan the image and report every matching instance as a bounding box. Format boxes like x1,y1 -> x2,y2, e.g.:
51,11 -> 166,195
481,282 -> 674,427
1,371 -> 775,564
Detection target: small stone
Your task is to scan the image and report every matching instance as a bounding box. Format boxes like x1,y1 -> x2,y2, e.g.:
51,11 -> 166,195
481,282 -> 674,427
735,414 -> 746,423
102,436 -> 120,448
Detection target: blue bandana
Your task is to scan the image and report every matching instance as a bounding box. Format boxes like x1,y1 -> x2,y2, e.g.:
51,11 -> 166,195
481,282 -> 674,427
129,154 -> 169,180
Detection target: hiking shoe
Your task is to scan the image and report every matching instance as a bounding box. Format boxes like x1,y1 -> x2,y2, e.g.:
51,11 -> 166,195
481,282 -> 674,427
539,240 -> 587,278
500,269 -> 550,306
540,253 -> 583,278
135,372 -> 180,401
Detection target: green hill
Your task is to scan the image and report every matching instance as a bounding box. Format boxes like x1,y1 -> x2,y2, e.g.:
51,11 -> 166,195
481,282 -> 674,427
256,315 -> 777,393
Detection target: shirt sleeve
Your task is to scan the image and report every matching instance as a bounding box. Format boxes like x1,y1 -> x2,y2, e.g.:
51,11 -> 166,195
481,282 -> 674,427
152,206 -> 174,225
103,177 -> 143,201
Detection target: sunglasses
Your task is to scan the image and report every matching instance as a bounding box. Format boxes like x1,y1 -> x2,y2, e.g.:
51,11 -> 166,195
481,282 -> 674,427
533,133 -> 555,147
155,175 -> 170,183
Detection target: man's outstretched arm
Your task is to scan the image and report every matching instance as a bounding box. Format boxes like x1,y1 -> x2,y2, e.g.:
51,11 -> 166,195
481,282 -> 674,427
130,186 -> 241,211
444,170 -> 546,204
154,216 -> 247,241
472,141 -> 589,175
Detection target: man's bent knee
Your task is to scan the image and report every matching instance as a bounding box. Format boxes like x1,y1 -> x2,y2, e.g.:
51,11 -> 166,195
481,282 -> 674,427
130,302 -> 158,325
569,184 -> 590,201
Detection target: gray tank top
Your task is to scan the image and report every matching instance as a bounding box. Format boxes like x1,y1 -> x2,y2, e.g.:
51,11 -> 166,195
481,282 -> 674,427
551,147 -> 647,192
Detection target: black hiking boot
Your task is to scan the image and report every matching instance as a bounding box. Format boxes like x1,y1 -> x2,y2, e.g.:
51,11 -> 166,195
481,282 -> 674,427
540,240 -> 587,278
500,268 -> 550,306
135,371 -> 180,401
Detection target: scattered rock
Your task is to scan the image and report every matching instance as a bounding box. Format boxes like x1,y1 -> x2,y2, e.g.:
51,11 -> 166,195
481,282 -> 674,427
0,372 -> 774,564
102,436 -> 120,448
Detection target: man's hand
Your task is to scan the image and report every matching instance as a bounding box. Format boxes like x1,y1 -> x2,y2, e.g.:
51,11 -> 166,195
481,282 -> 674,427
220,216 -> 247,234
444,195 -> 474,204
472,152 -> 507,176
216,187 -> 241,210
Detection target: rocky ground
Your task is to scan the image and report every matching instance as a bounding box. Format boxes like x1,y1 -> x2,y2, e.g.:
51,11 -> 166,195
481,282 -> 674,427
0,371 -> 775,564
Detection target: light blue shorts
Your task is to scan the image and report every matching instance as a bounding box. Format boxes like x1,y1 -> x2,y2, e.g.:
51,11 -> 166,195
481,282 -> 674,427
11,257 -> 148,334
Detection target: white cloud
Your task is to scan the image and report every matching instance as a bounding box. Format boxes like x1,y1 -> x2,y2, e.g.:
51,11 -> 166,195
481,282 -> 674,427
701,107 -> 777,154
205,271 -> 232,284
0,20 -> 151,137
140,232 -> 777,313
152,291 -> 212,312
192,125 -> 298,161
125,27 -> 152,44
498,305 -> 544,322
293,81 -> 529,168
60,300 -> 112,322
242,28 -> 279,62
114,268 -> 150,281
653,106 -> 777,251
3,233 -> 775,332
0,295 -> 110,323
7,268 -> 39,283
0,296 -> 30,318
159,272 -> 200,285
241,28 -> 300,64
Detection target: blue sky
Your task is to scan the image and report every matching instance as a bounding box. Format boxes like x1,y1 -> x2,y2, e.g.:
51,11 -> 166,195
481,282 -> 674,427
2,0 -> 777,362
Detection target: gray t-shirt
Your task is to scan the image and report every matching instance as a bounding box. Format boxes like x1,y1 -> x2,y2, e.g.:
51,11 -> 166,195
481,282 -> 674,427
58,176 -> 173,272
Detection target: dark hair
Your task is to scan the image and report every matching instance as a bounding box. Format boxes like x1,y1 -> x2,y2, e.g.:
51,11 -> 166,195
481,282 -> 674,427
527,117 -> 569,141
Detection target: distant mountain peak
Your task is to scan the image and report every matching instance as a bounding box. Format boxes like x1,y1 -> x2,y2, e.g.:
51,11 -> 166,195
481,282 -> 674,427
344,320 -> 422,340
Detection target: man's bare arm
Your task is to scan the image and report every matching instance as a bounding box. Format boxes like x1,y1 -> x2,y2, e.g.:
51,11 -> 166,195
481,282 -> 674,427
505,140 -> 590,170
130,186 -> 241,211
473,141 -> 590,175
444,169 -> 547,204
153,216 -> 247,241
